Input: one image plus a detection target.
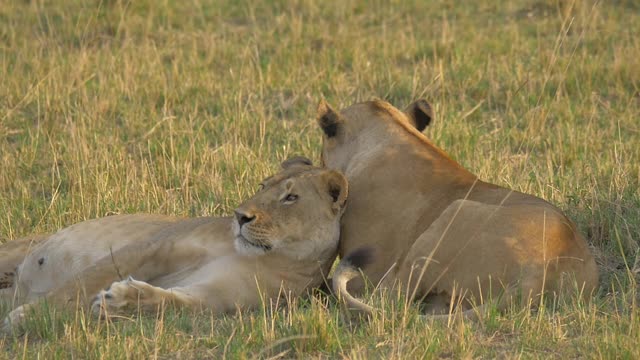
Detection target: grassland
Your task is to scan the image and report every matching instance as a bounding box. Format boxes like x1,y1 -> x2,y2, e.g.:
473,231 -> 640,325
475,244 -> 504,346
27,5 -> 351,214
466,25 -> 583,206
0,0 -> 638,358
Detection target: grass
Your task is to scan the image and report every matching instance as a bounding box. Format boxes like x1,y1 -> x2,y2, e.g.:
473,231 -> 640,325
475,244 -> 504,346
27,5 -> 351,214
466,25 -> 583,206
0,0 -> 638,358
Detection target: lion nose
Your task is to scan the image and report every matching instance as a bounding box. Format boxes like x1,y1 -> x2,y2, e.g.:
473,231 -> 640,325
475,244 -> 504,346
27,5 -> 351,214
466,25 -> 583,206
234,210 -> 255,228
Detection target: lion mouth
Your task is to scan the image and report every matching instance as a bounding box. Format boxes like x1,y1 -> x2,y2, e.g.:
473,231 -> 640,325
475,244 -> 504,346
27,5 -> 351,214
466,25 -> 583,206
236,234 -> 272,251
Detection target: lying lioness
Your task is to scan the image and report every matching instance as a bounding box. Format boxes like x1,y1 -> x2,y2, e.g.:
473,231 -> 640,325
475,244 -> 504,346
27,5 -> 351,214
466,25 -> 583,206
316,99 -> 598,316
1,158 -> 347,331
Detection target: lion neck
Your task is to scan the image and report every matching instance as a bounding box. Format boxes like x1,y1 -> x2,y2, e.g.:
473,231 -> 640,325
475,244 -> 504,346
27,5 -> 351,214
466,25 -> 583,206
340,119 -> 475,184
255,249 -> 334,291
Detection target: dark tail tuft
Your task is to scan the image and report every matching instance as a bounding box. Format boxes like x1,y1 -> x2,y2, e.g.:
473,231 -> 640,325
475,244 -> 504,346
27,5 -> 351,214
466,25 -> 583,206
342,247 -> 374,270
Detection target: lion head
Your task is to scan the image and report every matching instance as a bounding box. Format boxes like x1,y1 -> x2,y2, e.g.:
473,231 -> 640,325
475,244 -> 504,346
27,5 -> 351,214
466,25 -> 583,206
316,99 -> 433,172
232,157 -> 348,261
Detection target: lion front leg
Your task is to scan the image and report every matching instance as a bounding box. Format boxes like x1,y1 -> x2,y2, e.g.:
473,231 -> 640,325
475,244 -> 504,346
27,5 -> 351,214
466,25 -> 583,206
1,303 -> 34,335
91,276 -> 198,316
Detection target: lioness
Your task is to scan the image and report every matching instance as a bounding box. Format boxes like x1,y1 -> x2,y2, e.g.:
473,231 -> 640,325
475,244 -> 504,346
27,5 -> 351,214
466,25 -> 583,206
1,158 -> 347,331
316,99 -> 598,316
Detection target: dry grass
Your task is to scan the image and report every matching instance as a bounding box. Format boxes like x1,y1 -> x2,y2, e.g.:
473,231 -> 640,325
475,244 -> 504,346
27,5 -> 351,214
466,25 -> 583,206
0,0 -> 638,358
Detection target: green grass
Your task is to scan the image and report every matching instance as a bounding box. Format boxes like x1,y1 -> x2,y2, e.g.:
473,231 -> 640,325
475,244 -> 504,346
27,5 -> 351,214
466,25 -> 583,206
1,0 -> 638,358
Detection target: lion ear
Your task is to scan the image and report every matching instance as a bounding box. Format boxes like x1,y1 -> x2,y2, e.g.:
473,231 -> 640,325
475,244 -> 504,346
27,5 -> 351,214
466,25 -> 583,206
316,99 -> 342,138
281,156 -> 313,169
323,170 -> 348,215
404,99 -> 433,132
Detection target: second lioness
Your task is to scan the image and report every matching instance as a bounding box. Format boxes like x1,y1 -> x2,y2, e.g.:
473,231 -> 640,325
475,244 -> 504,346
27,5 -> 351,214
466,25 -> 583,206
3,158 -> 347,331
317,99 -> 598,316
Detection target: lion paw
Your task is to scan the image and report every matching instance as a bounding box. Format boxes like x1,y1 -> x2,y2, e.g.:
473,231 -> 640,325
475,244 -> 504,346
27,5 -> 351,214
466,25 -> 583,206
91,276 -> 152,316
1,305 -> 28,335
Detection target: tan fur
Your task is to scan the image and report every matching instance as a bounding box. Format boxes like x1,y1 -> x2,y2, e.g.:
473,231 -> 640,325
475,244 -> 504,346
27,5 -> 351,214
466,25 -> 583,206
1,161 -> 348,332
0,234 -> 48,291
318,99 -> 598,316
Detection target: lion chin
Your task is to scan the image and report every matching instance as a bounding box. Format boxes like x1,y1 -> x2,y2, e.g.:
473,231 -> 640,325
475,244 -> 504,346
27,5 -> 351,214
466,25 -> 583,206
233,235 -> 271,256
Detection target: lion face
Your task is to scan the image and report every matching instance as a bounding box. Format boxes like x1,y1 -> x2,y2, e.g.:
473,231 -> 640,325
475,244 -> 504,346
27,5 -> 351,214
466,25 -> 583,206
316,99 -> 433,172
232,159 -> 348,261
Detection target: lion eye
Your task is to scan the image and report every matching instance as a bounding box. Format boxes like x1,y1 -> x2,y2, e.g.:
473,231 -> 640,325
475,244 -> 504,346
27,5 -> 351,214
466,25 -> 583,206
284,194 -> 298,203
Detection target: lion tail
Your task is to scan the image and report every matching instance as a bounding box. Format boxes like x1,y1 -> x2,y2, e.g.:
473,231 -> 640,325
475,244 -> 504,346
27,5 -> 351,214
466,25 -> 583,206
332,247 -> 375,315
